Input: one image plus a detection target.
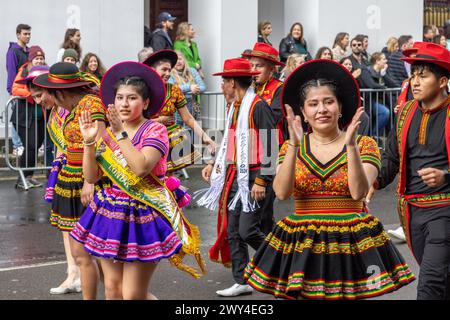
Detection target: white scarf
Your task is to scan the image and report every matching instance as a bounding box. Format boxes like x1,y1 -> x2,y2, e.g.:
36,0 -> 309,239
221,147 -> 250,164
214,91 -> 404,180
195,87 -> 256,213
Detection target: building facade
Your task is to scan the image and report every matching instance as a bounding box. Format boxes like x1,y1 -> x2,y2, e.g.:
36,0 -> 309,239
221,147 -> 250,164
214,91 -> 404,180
1,0 -> 423,134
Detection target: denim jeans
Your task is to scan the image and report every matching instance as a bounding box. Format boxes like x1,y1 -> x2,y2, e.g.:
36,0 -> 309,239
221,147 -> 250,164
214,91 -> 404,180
11,125 -> 23,148
370,102 -> 390,137
175,100 -> 195,141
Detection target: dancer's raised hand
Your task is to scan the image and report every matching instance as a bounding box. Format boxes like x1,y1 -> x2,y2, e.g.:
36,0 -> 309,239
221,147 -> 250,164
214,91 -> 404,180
79,110 -> 99,143
285,104 -> 303,145
345,107 -> 364,147
106,104 -> 124,134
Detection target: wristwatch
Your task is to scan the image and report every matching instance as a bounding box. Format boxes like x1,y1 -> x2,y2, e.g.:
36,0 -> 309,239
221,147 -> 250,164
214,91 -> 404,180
116,131 -> 128,141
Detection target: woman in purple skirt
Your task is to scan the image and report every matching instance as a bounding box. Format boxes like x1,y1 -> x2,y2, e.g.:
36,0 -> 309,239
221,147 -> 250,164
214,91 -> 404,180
70,61 -> 205,300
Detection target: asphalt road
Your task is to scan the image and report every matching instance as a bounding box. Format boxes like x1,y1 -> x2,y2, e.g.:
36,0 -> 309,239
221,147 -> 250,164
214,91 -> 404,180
0,168 -> 418,300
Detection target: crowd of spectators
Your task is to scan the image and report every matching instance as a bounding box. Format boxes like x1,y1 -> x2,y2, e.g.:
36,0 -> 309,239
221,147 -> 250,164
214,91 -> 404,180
5,24 -> 109,188
5,14 -> 450,189
5,13 -> 209,189
254,22 -> 449,137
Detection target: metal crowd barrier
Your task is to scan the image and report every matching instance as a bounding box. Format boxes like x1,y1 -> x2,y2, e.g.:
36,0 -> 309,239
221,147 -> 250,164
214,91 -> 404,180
198,91 -> 227,132
2,97 -> 52,190
199,88 -> 402,150
359,88 -> 401,149
0,89 -> 401,190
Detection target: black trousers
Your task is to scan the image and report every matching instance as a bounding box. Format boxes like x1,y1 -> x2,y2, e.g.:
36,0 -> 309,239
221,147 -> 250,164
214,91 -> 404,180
259,188 -> 275,235
17,118 -> 46,178
410,205 -> 450,300
226,173 -> 274,285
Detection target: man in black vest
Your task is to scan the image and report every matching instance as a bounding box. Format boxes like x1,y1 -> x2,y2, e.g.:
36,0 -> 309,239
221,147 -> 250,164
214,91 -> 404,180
374,42 -> 450,300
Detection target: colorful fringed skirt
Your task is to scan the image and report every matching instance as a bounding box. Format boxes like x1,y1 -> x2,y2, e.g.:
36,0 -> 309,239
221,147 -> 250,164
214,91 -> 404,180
166,124 -> 202,172
50,163 -> 86,232
70,184 -> 183,263
244,198 -> 415,300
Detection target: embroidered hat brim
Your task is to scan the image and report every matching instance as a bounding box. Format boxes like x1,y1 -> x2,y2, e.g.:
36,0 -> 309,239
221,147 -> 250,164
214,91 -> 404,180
212,70 -> 261,77
33,62 -> 93,89
241,51 -> 285,66
401,57 -> 450,72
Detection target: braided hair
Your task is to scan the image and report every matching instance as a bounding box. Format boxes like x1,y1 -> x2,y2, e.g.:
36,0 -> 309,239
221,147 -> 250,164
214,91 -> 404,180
299,79 -> 341,107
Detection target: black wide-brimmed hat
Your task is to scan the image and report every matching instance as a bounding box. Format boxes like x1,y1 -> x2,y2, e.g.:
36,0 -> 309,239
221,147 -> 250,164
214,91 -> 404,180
100,61 -> 166,119
143,49 -> 178,69
33,62 -> 100,89
281,59 -> 360,129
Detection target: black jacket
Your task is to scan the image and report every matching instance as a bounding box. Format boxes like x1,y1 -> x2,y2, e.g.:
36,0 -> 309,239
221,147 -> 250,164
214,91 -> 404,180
346,54 -> 375,88
144,26 -> 152,47
10,67 -> 44,128
381,47 -> 393,60
257,34 -> 272,46
10,98 -> 44,128
367,66 -> 398,88
347,53 -> 370,69
359,66 -> 397,110
278,35 -> 312,63
149,29 -> 173,51
387,51 -> 409,87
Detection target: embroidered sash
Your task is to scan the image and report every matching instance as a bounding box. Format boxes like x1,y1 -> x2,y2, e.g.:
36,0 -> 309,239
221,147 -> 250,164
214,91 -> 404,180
256,79 -> 282,106
95,129 -> 206,278
256,79 -> 285,144
47,107 -> 68,152
196,87 -> 257,213
398,193 -> 450,260
396,79 -> 410,107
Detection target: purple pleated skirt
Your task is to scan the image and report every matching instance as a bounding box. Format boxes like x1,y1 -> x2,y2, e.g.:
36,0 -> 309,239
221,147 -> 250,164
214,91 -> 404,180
44,154 -> 67,203
70,184 -> 183,262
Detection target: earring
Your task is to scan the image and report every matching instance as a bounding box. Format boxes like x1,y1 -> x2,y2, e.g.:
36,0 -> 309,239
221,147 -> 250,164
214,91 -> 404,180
304,119 -> 308,123
338,114 -> 343,118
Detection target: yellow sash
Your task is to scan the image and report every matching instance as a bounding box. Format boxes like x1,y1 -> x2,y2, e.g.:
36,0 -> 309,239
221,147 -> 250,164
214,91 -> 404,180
95,128 -> 206,278
47,107 -> 67,153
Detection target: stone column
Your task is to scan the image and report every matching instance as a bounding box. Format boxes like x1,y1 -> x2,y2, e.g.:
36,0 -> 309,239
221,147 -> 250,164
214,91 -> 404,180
189,0 -> 258,130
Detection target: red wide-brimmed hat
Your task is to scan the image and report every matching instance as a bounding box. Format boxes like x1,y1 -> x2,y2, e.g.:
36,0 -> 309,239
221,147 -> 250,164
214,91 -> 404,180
212,58 -> 260,77
242,42 -> 285,66
402,42 -> 450,71
402,42 -> 428,57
